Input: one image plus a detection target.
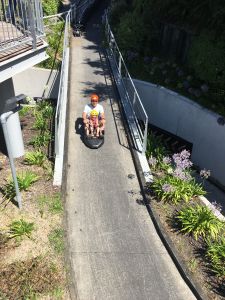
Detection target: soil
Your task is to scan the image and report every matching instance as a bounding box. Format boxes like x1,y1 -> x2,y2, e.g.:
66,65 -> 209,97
0,105 -> 69,300
146,176 -> 225,300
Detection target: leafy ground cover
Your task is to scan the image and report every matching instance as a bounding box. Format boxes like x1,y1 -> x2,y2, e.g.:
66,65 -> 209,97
146,132 -> 225,299
0,102 -> 68,300
125,56 -> 225,117
110,1 -> 225,118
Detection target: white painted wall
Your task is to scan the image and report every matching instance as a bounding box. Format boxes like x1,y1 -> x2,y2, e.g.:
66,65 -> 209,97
12,67 -> 60,99
131,79 -> 225,188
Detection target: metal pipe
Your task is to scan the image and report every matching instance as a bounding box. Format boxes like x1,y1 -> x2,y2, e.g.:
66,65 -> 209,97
0,110 -> 22,209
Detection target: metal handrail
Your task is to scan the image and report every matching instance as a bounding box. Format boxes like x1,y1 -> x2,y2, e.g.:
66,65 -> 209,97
0,0 -> 44,53
54,0 -> 96,156
54,12 -> 70,155
104,15 -> 148,154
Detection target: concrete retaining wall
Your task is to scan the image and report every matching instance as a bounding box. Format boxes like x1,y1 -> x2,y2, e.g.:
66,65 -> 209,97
131,79 -> 225,188
12,67 -> 60,99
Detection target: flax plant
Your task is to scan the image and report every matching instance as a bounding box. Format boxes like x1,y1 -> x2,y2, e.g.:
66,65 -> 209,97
176,205 -> 224,240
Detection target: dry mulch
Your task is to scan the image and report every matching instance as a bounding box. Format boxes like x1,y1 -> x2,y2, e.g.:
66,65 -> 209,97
0,105 -> 68,300
0,257 -> 64,299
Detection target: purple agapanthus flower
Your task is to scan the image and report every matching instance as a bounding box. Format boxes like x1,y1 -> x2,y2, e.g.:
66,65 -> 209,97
180,149 -> 191,159
173,168 -> 188,181
163,156 -> 171,165
148,157 -> 157,167
172,151 -> 193,170
162,183 -> 174,193
200,169 -> 211,179
210,201 -> 222,217
211,201 -> 222,213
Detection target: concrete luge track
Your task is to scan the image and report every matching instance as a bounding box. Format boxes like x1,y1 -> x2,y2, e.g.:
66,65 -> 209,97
64,2 -> 196,299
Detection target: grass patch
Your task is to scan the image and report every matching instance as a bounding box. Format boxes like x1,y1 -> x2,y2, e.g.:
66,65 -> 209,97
48,228 -> 64,255
0,256 -> 64,300
38,193 -> 63,215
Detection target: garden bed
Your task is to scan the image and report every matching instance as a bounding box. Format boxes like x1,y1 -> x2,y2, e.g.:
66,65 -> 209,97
0,102 -> 68,300
144,133 -> 225,300
148,192 -> 224,299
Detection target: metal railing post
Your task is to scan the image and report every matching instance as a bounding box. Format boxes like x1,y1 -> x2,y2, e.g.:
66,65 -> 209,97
133,92 -> 136,107
27,0 -> 37,49
118,55 -> 122,75
142,118 -> 148,154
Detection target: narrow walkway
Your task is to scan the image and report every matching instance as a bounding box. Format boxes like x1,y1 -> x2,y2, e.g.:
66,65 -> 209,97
65,3 -> 196,300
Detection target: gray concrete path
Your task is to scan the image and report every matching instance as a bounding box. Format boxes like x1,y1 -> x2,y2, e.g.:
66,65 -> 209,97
65,4 -> 196,300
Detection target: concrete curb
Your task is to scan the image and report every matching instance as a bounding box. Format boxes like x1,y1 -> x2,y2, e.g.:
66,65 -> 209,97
105,49 -> 207,300
61,44 -> 78,300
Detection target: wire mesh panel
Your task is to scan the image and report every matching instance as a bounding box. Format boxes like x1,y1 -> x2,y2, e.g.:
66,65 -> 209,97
0,0 -> 44,52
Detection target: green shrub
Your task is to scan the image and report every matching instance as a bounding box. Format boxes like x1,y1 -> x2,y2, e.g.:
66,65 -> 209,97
9,219 -> 35,239
151,175 -> 205,204
188,32 -> 225,87
42,0 -> 61,16
176,205 -> 224,240
39,21 -> 65,70
3,172 -> 39,199
29,132 -> 51,148
24,151 -> 47,167
206,237 -> 225,277
33,113 -> 47,131
146,132 -> 169,161
19,106 -> 31,117
40,104 -> 54,119
17,172 -> 40,192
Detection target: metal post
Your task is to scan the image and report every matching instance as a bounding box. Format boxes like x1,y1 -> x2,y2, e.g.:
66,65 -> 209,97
118,55 -> 122,75
0,111 -> 22,209
28,0 -> 37,49
142,118 -> 148,155
133,92 -> 136,107
34,0 -> 41,34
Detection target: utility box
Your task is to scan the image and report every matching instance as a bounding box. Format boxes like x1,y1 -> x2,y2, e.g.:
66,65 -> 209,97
1,95 -> 25,158
6,112 -> 24,158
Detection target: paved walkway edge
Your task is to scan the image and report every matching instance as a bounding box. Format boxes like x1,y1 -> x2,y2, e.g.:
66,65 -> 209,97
105,48 -> 207,300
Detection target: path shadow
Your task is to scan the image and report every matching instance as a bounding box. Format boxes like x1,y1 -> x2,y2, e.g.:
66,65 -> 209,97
0,127 -> 7,156
75,117 -> 85,145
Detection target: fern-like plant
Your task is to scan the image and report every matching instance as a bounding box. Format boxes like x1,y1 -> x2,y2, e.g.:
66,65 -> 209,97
9,219 -> 34,239
41,104 -> 54,119
33,113 -> 47,131
176,205 -> 224,240
3,171 -> 39,199
24,151 -> 47,167
29,132 -> 51,148
17,171 -> 39,190
19,106 -> 31,117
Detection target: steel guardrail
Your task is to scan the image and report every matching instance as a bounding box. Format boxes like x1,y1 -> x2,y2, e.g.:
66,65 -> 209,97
104,15 -> 148,154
